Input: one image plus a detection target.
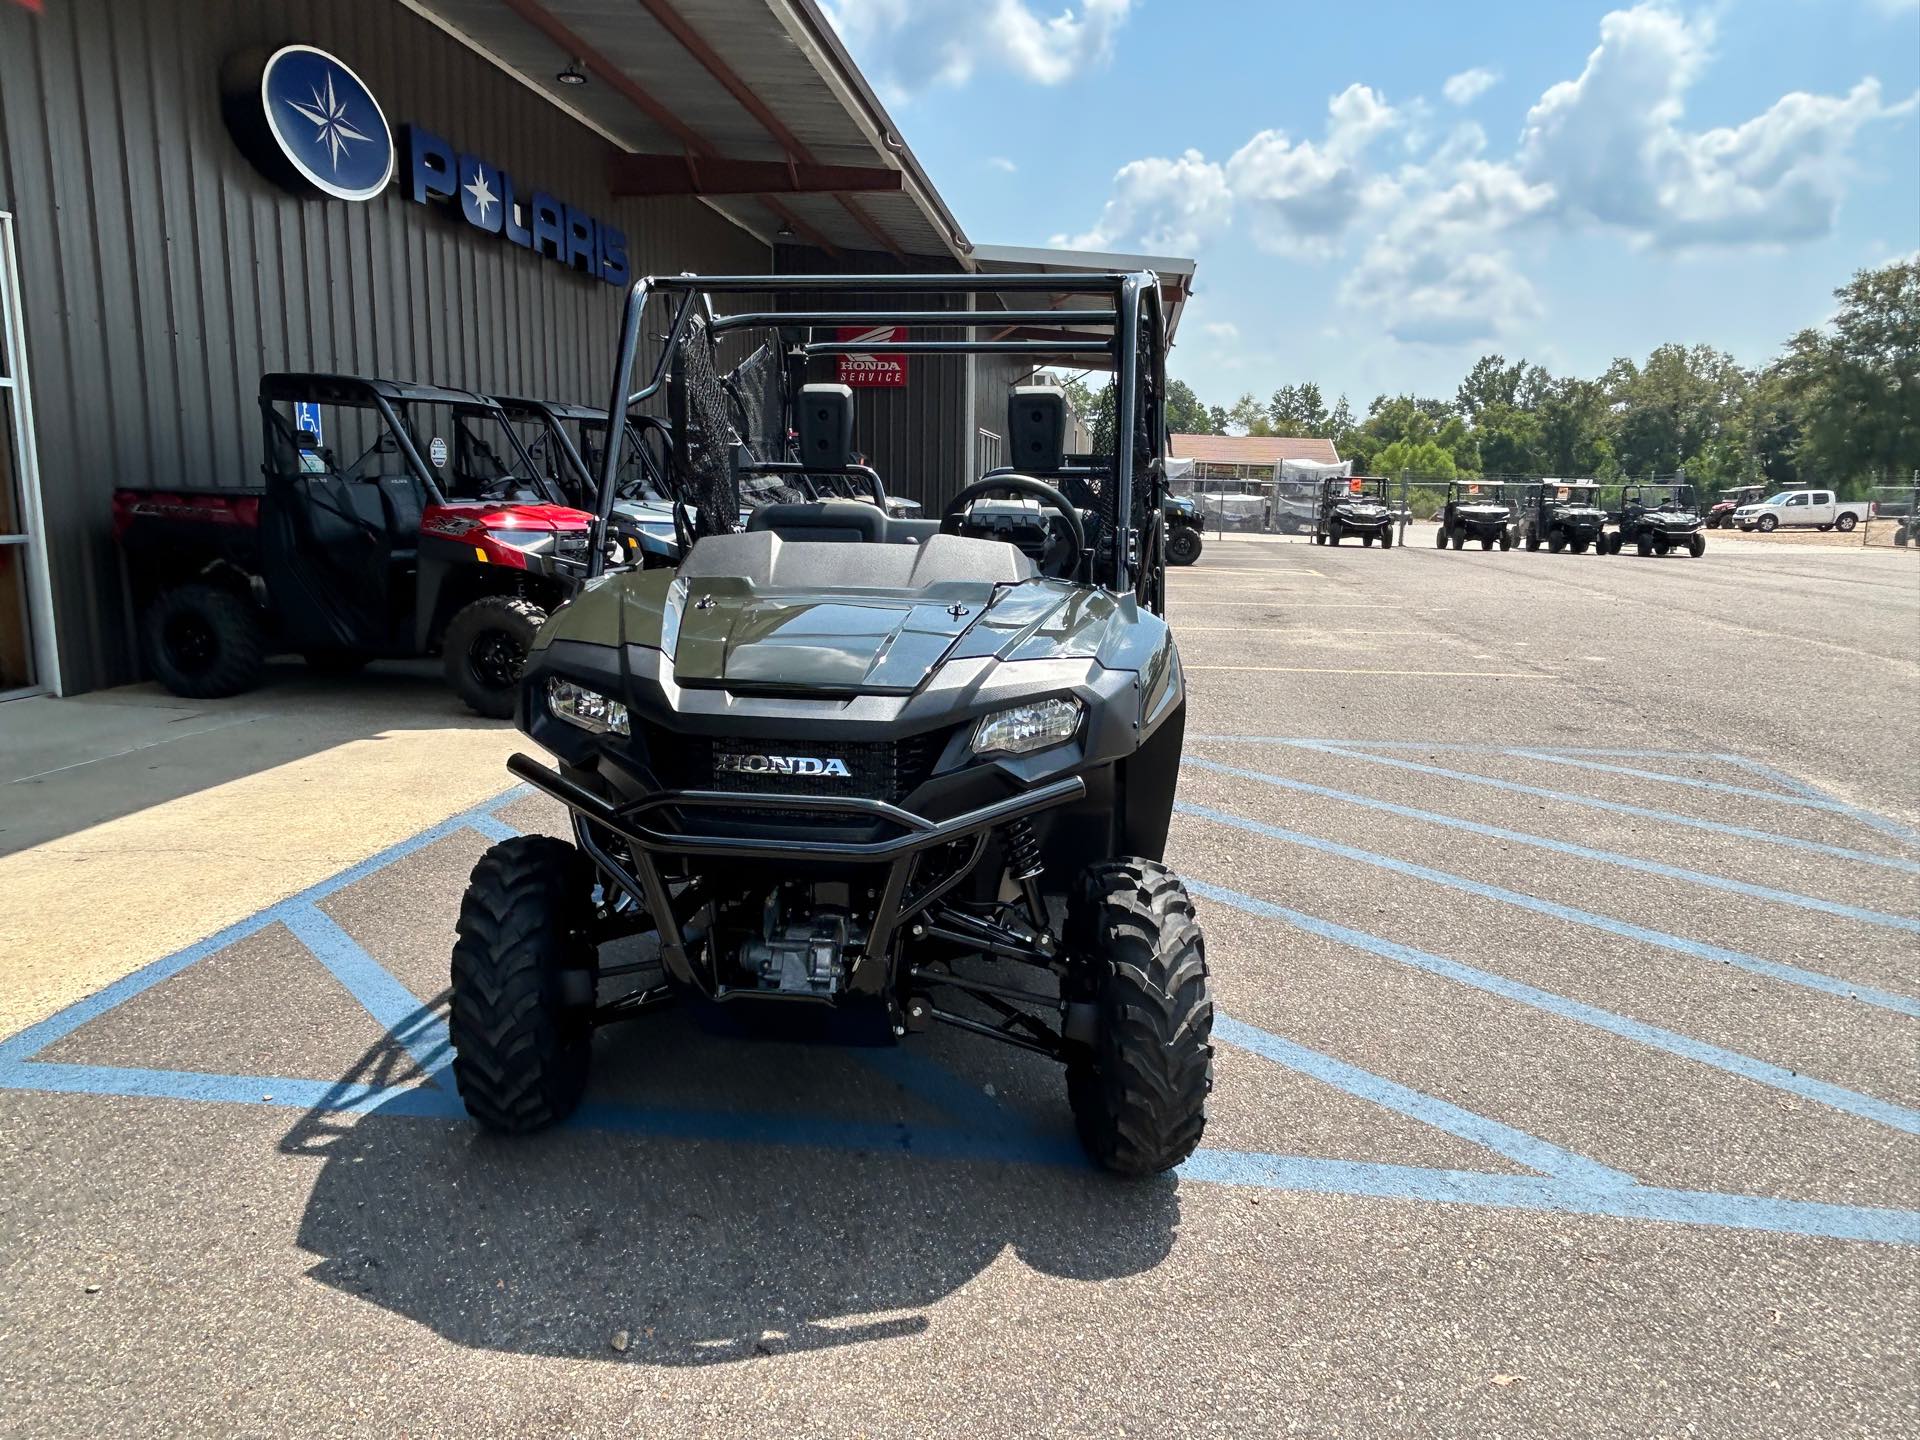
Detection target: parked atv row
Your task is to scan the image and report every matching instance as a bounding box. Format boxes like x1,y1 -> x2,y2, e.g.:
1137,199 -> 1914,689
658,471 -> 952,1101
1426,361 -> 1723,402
113,375 -> 622,717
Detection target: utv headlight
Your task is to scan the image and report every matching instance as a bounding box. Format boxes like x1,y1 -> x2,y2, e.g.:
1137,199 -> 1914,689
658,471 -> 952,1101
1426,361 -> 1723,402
547,678 -> 629,736
485,529 -> 554,552
973,696 -> 1082,757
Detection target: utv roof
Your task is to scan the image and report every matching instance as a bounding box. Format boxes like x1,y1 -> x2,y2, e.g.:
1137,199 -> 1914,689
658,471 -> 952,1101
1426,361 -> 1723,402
492,395 -> 609,425
259,373 -> 500,409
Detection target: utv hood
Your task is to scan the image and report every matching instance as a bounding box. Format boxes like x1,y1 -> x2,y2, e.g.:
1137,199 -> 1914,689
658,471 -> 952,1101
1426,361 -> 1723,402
539,572 -> 1139,696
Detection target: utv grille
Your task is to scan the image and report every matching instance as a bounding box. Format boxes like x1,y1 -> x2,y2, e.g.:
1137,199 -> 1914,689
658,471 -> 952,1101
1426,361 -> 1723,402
646,730 -> 942,806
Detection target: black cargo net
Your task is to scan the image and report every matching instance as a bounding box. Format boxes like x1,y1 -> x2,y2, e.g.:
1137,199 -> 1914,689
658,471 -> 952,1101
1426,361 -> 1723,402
1131,307 -> 1162,534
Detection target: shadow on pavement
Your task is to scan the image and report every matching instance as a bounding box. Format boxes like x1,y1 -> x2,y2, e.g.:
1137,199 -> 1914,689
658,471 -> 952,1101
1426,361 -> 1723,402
282,1004 -> 1181,1366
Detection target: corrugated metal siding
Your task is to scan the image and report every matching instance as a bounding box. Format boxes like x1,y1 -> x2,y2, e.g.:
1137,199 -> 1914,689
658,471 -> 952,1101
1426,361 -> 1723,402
0,0 -> 768,693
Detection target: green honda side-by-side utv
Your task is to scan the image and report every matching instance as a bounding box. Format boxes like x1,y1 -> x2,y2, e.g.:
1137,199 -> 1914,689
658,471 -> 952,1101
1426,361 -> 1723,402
1604,483 -> 1707,557
1518,480 -> 1608,554
445,271 -> 1213,1177
1312,475 -> 1396,547
1435,480 -> 1517,551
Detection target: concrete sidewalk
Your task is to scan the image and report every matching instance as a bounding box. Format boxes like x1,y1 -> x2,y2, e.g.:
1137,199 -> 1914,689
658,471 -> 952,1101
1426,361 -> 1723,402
0,663 -> 523,1039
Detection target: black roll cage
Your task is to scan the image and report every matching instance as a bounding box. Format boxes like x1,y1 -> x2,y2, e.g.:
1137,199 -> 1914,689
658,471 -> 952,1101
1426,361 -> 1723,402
585,271 -> 1169,593
259,374 -> 564,510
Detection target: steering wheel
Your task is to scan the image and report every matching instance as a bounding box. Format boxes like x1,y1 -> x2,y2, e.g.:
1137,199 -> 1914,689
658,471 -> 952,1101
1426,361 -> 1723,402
940,475 -> 1088,581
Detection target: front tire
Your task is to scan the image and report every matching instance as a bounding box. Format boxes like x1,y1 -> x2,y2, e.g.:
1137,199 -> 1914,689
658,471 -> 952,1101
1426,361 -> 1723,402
1434,524 -> 1447,549
443,596 -> 546,718
1166,528 -> 1202,566
449,836 -> 599,1134
1758,514 -> 1778,533
1381,527 -> 1394,549
1688,533 -> 1706,557
141,584 -> 266,699
1065,860 -> 1213,1177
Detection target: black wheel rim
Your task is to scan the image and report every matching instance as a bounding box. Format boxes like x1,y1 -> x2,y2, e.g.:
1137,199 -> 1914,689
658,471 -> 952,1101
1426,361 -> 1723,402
163,614 -> 218,675
466,628 -> 527,692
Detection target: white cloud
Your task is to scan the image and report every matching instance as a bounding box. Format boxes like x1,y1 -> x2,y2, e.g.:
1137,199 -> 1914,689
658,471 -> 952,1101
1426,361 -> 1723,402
1226,84 -> 1401,254
987,156 -> 1018,173
823,0 -> 1133,101
1519,4 -> 1917,247
1442,67 -> 1500,106
1052,149 -> 1232,253
1050,2 -> 1915,345
1342,243 -> 1541,345
1202,320 -> 1241,340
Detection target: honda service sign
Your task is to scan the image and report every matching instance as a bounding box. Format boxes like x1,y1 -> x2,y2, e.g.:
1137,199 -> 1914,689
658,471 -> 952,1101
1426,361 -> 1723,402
836,325 -> 908,388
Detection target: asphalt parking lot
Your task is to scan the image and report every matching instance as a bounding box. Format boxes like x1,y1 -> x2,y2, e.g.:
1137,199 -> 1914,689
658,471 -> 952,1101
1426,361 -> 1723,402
3,530 -> 1917,1437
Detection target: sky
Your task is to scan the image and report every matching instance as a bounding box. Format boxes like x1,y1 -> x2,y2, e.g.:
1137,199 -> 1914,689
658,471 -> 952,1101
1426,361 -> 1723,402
821,0 -> 1920,417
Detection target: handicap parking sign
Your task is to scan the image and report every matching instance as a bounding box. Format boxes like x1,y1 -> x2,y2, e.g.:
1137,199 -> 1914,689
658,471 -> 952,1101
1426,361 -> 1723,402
293,400 -> 324,446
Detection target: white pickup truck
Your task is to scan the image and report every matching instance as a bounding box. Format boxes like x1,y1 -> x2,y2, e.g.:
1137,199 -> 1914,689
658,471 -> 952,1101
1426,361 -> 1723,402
1732,489 -> 1867,534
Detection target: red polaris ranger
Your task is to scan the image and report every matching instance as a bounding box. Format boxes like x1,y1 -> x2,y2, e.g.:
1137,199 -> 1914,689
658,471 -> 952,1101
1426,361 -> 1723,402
114,374 -> 617,716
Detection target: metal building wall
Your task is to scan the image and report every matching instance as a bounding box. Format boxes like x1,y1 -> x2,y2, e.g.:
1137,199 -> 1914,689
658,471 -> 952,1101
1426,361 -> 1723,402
771,243 -> 979,517
0,0 -> 768,693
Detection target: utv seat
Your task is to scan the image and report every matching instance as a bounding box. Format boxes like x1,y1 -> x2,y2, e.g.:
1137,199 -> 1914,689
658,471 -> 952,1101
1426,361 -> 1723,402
681,531 -> 1035,590
746,499 -> 939,547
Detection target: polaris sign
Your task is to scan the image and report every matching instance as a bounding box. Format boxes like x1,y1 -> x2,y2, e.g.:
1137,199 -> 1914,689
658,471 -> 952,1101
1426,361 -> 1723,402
401,125 -> 628,287
222,45 -> 627,287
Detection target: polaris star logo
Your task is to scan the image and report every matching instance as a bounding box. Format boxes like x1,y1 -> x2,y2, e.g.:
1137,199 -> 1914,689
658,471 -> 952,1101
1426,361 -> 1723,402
714,753 -> 852,778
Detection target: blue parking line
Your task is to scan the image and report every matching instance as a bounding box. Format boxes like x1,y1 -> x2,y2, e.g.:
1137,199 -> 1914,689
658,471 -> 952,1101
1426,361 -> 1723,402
1504,749 -> 1918,830
466,813 -> 521,844
1182,757 -> 1920,935
1214,1016 -> 1635,1188
1183,877 -> 1920,1137
1283,741 -> 1920,876
1177,801 -> 1920,1019
0,1060 -> 466,1118
1715,756 -> 1920,845
1178,1152 -> 1920,1245
0,785 -> 528,1068
1189,737 -> 1920,846
280,907 -> 454,1082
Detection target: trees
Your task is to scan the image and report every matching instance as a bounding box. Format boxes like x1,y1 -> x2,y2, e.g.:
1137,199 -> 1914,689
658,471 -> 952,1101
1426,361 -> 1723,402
1164,378 -> 1220,436
1371,439 -> 1456,481
1267,382 -> 1330,437
1776,258 -> 1919,488
1150,261 -> 1913,490
1226,392 -> 1274,436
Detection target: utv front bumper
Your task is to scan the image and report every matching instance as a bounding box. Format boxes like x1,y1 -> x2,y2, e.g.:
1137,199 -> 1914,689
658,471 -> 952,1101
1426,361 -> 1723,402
507,751 -> 1084,1000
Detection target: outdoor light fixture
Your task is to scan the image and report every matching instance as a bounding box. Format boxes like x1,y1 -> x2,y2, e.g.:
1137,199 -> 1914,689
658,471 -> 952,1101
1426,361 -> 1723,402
776,220 -> 796,240
556,60 -> 588,86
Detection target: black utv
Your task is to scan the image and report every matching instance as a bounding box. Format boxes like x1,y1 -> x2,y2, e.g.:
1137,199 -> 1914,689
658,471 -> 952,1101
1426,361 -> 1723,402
1518,480 -> 1607,553
1872,482 -> 1919,547
1605,483 -> 1706,557
1163,494 -> 1204,565
1311,475 -> 1396,547
447,271 -> 1213,1177
1435,480 -> 1516,550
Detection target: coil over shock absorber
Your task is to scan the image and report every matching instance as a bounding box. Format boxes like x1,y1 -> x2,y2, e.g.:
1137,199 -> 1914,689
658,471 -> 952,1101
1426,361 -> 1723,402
1002,816 -> 1049,933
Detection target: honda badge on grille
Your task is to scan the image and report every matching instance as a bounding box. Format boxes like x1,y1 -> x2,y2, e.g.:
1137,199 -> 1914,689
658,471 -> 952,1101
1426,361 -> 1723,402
713,753 -> 852,778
